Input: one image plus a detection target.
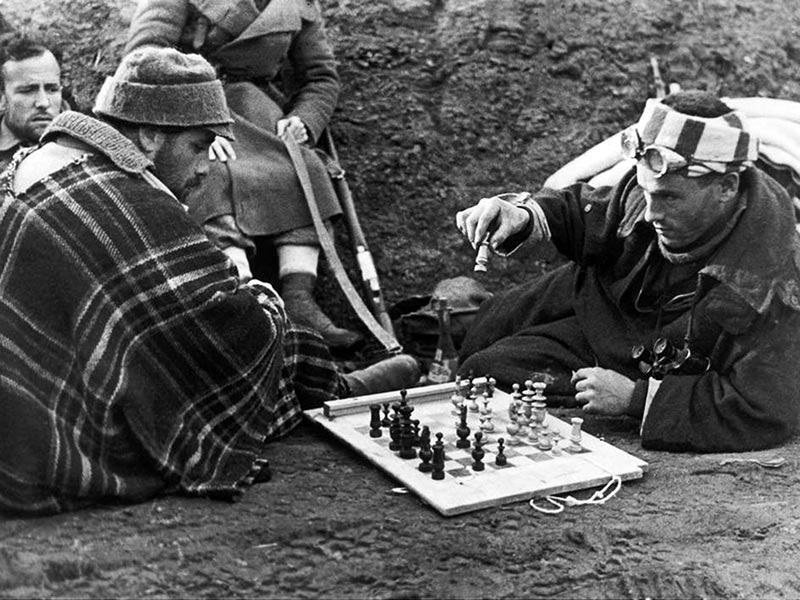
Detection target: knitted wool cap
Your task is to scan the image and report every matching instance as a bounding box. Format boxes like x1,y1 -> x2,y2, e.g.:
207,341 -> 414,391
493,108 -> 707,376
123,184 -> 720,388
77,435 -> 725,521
93,47 -> 234,139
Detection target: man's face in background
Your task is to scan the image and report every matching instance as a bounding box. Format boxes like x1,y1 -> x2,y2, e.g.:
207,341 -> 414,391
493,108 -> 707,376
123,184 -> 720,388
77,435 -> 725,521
1,50 -> 62,144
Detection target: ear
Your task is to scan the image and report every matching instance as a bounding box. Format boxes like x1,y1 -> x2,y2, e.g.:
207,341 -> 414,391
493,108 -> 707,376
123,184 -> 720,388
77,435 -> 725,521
136,126 -> 166,160
718,172 -> 740,203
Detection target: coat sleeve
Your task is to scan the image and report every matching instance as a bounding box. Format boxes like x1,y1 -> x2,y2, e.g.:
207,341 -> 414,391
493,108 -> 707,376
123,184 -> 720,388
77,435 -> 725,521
284,4 -> 340,141
640,299 -> 800,452
124,0 -> 188,54
527,178 -> 629,265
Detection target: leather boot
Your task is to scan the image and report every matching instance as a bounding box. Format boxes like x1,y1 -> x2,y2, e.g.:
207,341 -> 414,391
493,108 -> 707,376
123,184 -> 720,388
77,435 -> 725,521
343,354 -> 421,397
281,272 -> 364,349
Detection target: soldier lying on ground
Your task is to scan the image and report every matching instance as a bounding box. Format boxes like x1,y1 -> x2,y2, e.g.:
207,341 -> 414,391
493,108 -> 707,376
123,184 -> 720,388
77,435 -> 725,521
456,90 -> 800,452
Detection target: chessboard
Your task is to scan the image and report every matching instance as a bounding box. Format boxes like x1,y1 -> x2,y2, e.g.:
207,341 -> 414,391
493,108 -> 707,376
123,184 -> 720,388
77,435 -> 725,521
304,378 -> 648,517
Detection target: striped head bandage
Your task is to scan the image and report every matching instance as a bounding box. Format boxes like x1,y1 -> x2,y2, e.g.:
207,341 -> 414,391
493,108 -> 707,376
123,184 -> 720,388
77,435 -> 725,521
620,98 -> 759,177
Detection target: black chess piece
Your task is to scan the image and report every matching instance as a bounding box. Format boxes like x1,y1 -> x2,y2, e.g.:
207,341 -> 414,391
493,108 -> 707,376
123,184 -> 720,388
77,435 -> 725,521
369,404 -> 382,438
431,432 -> 445,480
471,431 -> 485,471
456,404 -> 471,449
418,426 -> 433,473
398,415 -> 417,459
389,413 -> 401,451
495,437 -> 507,467
381,403 -> 391,427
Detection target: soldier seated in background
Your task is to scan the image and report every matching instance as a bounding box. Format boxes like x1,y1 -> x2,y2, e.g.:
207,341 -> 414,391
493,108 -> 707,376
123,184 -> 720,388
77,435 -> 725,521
0,33 -> 65,171
456,90 -> 800,453
0,47 -> 418,515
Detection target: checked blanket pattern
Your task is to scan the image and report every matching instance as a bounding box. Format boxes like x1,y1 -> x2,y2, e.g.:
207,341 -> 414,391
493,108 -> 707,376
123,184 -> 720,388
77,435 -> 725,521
0,125 -> 338,514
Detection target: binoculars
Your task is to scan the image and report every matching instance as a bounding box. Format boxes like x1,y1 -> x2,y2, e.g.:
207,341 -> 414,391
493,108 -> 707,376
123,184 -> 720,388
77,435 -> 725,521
631,337 -> 710,380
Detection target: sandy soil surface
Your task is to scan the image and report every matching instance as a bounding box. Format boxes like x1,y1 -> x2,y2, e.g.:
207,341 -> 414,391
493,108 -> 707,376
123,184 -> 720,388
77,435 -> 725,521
2,0 -> 800,598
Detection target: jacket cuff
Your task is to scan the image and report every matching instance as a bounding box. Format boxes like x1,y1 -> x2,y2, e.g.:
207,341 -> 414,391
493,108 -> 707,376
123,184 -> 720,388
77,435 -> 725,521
627,378 -> 649,418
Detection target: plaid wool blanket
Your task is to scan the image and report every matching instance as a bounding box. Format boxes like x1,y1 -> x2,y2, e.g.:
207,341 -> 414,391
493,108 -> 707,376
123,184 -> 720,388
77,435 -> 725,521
0,114 -> 337,514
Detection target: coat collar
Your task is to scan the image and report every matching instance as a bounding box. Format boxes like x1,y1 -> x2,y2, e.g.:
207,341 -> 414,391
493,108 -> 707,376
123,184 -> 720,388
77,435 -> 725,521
41,111 -> 153,174
620,167 -> 800,315
205,0 -> 303,44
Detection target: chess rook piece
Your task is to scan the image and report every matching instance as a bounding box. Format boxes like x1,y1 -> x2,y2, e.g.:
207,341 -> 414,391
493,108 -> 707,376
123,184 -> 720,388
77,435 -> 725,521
471,431 -> 485,471
431,432 -> 446,480
427,297 -> 459,384
369,404 -> 382,438
495,437 -> 507,466
456,404 -> 471,449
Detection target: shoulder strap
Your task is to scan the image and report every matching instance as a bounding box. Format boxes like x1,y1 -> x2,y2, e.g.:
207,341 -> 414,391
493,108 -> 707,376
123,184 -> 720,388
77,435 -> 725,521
282,132 -> 402,354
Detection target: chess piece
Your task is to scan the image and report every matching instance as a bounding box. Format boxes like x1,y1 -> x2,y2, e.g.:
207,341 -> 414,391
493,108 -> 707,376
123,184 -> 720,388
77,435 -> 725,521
480,399 -> 494,432
427,297 -> 459,383
389,413 -> 401,451
471,431 -> 485,471
468,385 -> 480,412
381,402 -> 391,427
369,404 -> 382,438
450,389 -> 463,416
418,425 -> 433,472
456,404 -> 471,449
505,413 -> 520,446
495,437 -> 507,466
566,417 -> 584,452
486,376 -> 496,398
537,429 -> 552,451
431,433 -> 446,480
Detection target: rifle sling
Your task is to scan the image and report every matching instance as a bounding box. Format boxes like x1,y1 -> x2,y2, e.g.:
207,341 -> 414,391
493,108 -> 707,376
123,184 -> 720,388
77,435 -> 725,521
281,132 -> 401,354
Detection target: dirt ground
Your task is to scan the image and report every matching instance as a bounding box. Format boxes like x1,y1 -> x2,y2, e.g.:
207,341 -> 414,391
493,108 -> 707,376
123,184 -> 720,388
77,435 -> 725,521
3,0 -> 800,598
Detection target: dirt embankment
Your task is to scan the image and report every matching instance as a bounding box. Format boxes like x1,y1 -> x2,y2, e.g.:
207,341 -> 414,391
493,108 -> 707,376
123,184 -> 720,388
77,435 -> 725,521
2,0 -> 800,598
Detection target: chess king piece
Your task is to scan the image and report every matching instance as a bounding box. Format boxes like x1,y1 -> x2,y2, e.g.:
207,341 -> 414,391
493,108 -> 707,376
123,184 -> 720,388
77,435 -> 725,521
427,296 -> 459,384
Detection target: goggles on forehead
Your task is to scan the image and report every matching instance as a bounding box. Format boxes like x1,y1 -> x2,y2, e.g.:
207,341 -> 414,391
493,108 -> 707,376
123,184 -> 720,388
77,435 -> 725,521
620,126 -> 708,178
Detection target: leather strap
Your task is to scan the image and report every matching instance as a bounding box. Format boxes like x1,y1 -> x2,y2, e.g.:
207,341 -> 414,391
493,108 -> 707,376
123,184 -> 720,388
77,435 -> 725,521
282,132 -> 402,354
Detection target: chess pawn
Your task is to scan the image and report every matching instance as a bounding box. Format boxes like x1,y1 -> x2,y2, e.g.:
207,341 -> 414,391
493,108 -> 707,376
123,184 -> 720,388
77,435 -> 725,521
537,429 -> 553,451
495,437 -> 508,466
566,416 -> 584,452
426,296 -> 459,384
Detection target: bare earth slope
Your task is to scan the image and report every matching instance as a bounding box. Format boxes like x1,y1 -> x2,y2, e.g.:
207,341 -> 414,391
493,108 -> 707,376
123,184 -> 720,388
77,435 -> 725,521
2,0 -> 800,598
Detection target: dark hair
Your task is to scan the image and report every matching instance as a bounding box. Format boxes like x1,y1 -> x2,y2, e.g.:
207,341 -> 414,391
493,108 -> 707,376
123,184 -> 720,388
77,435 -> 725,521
0,32 -> 61,87
661,90 -> 732,118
